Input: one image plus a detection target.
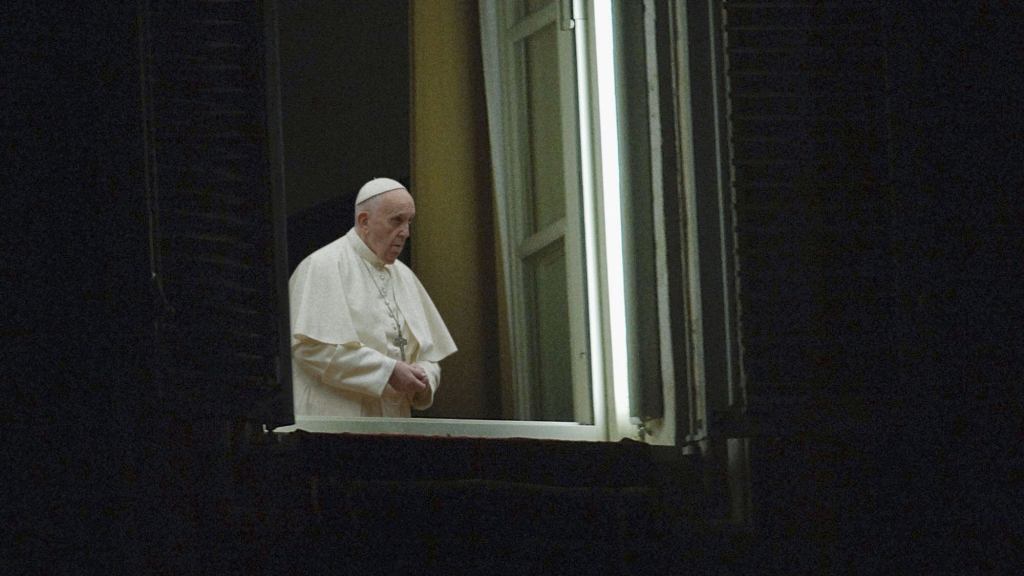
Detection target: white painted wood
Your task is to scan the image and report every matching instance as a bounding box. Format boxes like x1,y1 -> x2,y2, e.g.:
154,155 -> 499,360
276,416 -> 604,441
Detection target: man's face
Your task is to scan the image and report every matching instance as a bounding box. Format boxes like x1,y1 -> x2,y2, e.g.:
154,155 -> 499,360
358,189 -> 416,264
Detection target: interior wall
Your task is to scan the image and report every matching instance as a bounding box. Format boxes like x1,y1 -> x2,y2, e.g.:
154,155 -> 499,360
277,1 -> 412,275
410,0 -> 503,419
277,0 -> 410,218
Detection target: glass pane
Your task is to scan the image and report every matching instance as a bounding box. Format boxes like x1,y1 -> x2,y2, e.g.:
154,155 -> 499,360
511,0 -> 554,22
522,23 -> 566,233
527,241 -> 574,421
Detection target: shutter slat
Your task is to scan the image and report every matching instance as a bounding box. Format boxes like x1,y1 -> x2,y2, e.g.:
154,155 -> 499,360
724,0 -> 895,406
144,0 -> 291,424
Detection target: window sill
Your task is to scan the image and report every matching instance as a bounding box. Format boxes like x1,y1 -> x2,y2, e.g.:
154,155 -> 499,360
275,416 -> 606,441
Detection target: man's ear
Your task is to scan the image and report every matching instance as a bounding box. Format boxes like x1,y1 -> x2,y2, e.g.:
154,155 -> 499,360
356,211 -> 368,228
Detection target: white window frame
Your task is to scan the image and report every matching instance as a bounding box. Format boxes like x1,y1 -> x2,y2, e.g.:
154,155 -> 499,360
491,0 -> 593,425
482,0 -> 637,440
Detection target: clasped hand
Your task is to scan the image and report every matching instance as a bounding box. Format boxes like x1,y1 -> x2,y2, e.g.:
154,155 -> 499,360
387,361 -> 429,395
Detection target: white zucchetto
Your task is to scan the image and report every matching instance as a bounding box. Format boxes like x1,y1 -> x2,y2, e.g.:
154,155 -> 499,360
355,177 -> 406,205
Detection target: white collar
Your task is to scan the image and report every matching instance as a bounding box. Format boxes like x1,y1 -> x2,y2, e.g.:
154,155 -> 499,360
349,228 -> 388,269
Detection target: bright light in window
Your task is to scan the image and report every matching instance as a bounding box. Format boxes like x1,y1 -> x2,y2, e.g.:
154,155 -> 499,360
592,0 -> 631,437
574,13 -> 606,433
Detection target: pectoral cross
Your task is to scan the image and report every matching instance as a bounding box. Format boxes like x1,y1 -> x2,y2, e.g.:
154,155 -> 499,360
394,334 -> 408,362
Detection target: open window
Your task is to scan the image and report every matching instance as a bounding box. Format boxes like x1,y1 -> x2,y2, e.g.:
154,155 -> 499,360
142,0 -> 749,452
283,0 -> 689,442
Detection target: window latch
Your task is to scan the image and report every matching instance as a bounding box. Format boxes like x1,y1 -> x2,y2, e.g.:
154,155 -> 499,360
560,0 -> 585,31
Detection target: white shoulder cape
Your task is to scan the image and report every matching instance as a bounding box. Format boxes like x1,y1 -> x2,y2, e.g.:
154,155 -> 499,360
289,229 -> 457,362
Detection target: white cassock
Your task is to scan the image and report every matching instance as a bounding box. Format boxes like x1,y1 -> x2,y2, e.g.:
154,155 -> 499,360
289,228 -> 457,417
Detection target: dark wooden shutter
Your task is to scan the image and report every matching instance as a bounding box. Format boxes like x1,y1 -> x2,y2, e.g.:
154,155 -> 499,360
722,1 -> 893,425
141,0 -> 291,426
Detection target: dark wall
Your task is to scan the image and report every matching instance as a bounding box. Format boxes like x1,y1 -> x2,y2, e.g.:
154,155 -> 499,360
737,4 -> 1023,573
887,3 -> 1022,391
5,1 -> 152,570
879,4 -> 1021,570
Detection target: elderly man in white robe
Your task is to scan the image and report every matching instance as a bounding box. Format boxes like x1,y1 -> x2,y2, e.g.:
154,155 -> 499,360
289,177 -> 457,417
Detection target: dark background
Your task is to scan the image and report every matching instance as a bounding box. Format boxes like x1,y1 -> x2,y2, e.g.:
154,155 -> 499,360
4,1 -> 1021,572
275,0 -> 410,273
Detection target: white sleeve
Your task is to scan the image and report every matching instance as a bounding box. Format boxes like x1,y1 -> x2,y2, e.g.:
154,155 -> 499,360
292,336 -> 395,399
410,360 -> 441,410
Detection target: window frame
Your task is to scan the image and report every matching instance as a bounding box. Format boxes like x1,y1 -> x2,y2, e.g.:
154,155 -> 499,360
490,0 -> 594,425
275,0 -> 742,448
